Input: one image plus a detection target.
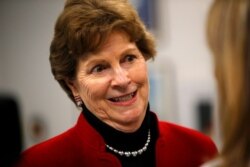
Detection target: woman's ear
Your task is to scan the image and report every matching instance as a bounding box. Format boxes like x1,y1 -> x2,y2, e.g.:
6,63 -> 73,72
65,79 -> 79,96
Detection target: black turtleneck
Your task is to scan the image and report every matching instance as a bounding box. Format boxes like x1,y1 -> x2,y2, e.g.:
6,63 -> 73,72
81,103 -> 158,167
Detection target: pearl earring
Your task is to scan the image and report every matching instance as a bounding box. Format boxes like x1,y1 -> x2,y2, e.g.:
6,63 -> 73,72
74,96 -> 83,108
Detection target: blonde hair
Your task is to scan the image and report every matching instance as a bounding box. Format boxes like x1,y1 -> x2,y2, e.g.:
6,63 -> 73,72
49,0 -> 156,103
207,0 -> 250,166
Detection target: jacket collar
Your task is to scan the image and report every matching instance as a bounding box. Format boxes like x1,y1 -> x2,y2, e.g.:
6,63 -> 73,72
74,113 -> 107,151
73,110 -> 161,152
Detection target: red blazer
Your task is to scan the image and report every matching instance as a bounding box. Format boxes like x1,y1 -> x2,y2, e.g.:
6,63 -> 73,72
14,112 -> 217,167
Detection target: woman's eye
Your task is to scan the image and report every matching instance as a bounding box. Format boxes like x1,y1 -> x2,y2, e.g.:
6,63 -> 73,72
124,54 -> 136,62
91,65 -> 107,73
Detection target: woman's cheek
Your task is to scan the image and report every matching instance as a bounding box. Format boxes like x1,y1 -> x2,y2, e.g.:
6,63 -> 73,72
130,63 -> 148,82
81,77 -> 110,99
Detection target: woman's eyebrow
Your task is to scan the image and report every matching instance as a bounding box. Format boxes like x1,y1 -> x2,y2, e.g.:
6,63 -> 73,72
121,46 -> 139,55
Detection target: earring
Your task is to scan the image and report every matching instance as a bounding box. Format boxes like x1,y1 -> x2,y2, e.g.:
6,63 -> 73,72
74,96 -> 83,108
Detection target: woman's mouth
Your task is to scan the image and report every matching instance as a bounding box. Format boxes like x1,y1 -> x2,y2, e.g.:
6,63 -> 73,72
109,91 -> 137,102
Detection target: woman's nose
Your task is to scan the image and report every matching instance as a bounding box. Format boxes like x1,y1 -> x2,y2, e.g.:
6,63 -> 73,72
111,67 -> 131,88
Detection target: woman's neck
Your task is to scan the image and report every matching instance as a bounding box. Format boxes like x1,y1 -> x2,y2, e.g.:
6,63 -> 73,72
81,104 -> 150,151
81,103 -> 158,167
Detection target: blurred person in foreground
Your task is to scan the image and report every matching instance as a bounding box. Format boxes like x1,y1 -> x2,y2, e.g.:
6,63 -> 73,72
13,0 -> 217,166
202,0 -> 250,166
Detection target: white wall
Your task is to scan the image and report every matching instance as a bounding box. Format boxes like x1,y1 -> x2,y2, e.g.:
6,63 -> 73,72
153,0 -> 220,145
156,0 -> 216,126
0,0 -> 220,149
0,0 -> 79,149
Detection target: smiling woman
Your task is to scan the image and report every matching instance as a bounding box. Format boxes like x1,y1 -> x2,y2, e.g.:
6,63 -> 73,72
68,31 -> 149,133
13,0 -> 218,167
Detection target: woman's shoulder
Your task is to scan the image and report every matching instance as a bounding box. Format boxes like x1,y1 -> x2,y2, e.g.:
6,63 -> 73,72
13,127 -> 78,167
151,111 -> 216,145
158,120 -> 218,153
27,126 -> 77,151
159,121 -> 212,141
154,120 -> 218,165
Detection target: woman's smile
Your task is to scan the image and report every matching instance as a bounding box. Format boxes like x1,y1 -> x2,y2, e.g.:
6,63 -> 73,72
108,90 -> 137,106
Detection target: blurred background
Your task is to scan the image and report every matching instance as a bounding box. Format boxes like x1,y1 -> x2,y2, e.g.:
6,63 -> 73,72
0,0 -> 220,157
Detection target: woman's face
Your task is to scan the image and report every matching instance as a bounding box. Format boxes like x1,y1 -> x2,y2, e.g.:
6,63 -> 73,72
69,31 -> 149,133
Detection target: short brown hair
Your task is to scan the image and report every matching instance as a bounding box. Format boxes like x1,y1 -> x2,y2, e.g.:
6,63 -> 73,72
49,0 -> 156,103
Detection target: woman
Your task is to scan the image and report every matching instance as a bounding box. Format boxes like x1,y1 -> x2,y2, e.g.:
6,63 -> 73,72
203,0 -> 250,166
14,0 -> 217,166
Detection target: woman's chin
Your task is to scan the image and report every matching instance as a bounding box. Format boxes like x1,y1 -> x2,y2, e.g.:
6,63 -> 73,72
112,110 -> 145,131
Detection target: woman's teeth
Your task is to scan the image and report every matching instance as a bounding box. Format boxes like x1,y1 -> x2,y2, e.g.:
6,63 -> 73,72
110,92 -> 135,102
